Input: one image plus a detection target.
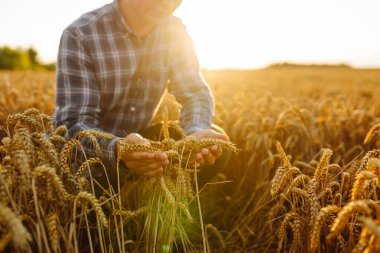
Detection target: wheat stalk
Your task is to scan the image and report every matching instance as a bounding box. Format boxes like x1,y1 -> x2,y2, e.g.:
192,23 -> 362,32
0,203 -> 31,251
309,205 -> 341,253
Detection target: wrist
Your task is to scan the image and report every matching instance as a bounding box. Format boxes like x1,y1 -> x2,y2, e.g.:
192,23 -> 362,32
186,124 -> 211,135
115,139 -> 125,158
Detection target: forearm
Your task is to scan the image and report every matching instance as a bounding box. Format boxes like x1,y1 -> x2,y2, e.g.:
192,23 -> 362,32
178,78 -> 215,134
169,65 -> 215,134
166,19 -> 215,134
55,28 -> 122,164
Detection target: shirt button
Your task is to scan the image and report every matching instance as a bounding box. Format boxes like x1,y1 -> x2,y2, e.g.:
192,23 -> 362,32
130,106 -> 136,112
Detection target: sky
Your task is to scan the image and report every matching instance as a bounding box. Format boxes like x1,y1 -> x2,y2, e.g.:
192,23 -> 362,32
0,0 -> 379,69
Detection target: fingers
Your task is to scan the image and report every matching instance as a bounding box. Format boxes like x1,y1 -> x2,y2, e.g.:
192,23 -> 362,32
154,152 -> 168,161
212,132 -> 229,141
210,145 -> 222,158
194,145 -> 223,167
142,157 -> 168,176
193,153 -> 204,168
121,132 -> 169,173
127,152 -> 154,160
194,148 -> 215,167
126,152 -> 168,162
122,151 -> 169,177
202,148 -> 216,165
190,129 -> 229,141
126,159 -> 166,173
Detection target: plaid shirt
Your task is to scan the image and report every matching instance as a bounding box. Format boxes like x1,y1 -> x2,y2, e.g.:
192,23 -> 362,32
54,0 -> 214,164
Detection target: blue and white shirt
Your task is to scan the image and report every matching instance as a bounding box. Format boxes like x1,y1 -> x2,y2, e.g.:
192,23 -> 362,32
54,0 -> 214,163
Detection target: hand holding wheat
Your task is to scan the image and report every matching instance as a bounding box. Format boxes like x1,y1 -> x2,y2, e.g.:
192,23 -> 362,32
189,129 -> 229,167
116,133 -> 169,177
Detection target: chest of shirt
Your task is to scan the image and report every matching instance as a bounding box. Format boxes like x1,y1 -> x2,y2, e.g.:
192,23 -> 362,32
84,28 -> 171,99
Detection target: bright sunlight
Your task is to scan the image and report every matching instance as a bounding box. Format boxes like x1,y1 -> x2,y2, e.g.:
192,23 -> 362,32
1,0 -> 379,68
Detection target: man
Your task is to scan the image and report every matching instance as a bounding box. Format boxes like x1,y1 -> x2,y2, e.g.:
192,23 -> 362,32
54,0 -> 229,184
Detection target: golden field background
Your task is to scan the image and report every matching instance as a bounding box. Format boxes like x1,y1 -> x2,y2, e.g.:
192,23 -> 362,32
1,67 -> 380,252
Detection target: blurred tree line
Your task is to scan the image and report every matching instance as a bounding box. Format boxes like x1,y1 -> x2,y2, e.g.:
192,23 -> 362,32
267,62 -> 352,69
0,46 -> 55,71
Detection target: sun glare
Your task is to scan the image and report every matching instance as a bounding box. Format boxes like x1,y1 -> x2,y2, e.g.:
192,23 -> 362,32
0,0 -> 379,68
175,0 -> 380,69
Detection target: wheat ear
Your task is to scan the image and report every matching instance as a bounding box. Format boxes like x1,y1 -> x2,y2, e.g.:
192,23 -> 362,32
276,141 -> 292,169
75,191 -> 108,228
0,203 -> 31,250
75,157 -> 102,179
364,123 -> 380,144
351,171 -> 376,201
46,213 -> 59,252
327,200 -> 375,241
309,205 -> 341,253
33,165 -> 74,201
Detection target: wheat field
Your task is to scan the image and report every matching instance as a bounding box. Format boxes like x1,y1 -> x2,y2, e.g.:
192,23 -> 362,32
1,67 -> 380,252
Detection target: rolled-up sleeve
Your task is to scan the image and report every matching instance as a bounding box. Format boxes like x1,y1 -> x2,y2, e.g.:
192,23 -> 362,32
167,20 -> 215,134
54,28 -> 122,163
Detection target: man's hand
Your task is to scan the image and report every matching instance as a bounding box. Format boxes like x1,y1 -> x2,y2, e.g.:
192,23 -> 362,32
116,133 -> 169,177
190,129 -> 229,168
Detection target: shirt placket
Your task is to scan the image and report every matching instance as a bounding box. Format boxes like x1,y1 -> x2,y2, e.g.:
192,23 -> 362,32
129,35 -> 146,128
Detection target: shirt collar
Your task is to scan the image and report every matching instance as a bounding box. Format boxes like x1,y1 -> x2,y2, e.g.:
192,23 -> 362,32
111,0 -> 163,39
111,0 -> 133,35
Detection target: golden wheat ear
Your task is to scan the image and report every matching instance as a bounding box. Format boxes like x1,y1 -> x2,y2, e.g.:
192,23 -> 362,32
364,123 -> 380,145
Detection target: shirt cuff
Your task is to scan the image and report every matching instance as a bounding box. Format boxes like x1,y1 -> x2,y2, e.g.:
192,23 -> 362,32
185,123 -> 212,135
104,137 -> 124,162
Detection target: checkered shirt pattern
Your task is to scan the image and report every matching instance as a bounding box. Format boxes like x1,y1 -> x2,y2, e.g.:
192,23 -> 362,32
54,0 -> 214,163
